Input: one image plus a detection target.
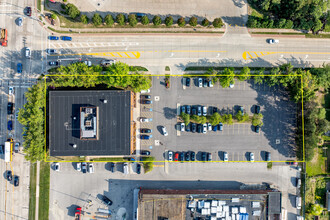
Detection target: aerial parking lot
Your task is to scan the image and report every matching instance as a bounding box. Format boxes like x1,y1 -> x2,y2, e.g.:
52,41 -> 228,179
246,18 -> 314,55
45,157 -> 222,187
140,76 -> 297,162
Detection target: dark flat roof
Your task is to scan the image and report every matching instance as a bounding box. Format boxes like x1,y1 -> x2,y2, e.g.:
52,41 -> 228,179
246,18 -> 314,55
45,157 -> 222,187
268,192 -> 282,214
49,90 -> 131,156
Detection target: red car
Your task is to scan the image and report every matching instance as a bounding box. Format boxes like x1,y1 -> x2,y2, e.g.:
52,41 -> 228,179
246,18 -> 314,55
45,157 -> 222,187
174,152 -> 179,161
26,7 -> 32,16
74,207 -> 81,220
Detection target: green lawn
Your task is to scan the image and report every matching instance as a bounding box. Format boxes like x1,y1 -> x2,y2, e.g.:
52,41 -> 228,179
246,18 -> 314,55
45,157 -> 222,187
38,162 -> 50,220
306,148 -> 326,176
28,163 -> 37,220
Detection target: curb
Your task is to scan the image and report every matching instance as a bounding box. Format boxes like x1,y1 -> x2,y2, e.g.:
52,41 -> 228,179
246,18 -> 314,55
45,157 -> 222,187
250,34 -> 306,38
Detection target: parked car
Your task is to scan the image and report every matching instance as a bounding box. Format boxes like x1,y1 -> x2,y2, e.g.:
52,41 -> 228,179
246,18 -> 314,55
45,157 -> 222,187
140,117 -> 152,122
140,89 -> 150,94
17,17 -> 23,26
48,61 -> 59,66
14,176 -> 19,186
213,107 -> 217,113
265,152 -> 271,161
123,162 -> 129,174
141,150 -> 151,155
207,123 -> 212,131
191,152 -> 196,161
202,106 -> 207,116
84,60 -> 92,67
198,78 -> 203,87
197,124 -> 202,133
185,152 -> 190,161
15,110 -> 19,120
255,105 -> 260,114
140,128 -> 152,133
239,106 -> 244,115
110,162 -> 115,172
7,102 -> 14,114
136,164 -> 141,174
140,135 -> 152,140
186,77 -> 190,87
186,105 -> 191,114
48,36 -> 59,40
26,7 -> 32,16
180,123 -> 185,132
161,126 -> 168,136
250,153 -> 254,162
185,123 -> 191,132
17,63 -> 22,73
296,178 -> 301,188
219,123 -> 223,131
6,170 -> 12,181
88,163 -> 94,173
9,86 -> 14,95
203,79 -> 208,87
197,106 -> 202,116
179,152 -> 184,161
268,38 -> 279,44
142,100 -> 152,104
201,152 -> 206,161
25,47 -> 31,58
207,153 -> 212,161
14,142 -> 19,153
7,120 -> 12,130
181,106 -> 186,114
82,162 -> 87,173
174,152 -> 179,161
296,196 -> 301,209
136,13 -> 146,18
101,195 -> 113,206
61,36 -> 72,41
192,106 -> 197,115
202,123 -> 207,134
224,152 -> 228,161
142,95 -> 151,99
76,162 -> 81,171
208,80 -> 213,87
255,125 -> 260,133
168,151 -> 173,161
46,49 -> 57,54
54,162 -> 60,171
101,59 -> 116,66
191,123 -> 197,133
212,125 -> 218,131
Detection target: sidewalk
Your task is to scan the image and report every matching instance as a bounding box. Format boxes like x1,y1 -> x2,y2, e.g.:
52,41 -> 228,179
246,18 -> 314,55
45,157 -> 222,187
35,161 -> 40,220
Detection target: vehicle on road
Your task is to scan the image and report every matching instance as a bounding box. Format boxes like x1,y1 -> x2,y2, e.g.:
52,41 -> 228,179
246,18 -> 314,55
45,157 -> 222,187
88,163 -> 94,173
140,117 -> 152,122
17,63 -> 22,73
161,126 -> 168,136
174,152 -> 179,161
48,36 -> 59,40
191,151 -> 195,161
201,152 -> 206,161
255,105 -> 260,114
0,29 -> 8,47
48,61 -> 59,66
17,17 -> 23,26
76,162 -> 81,171
7,120 -> 12,130
198,78 -> 203,87
101,195 -> 113,206
202,106 -> 207,116
168,151 -> 173,161
265,152 -> 271,161
26,7 -> 32,16
224,152 -> 228,161
202,123 -> 207,134
140,135 -> 152,140
219,123 -> 223,131
179,152 -> 184,161
250,153 -> 254,162
185,152 -> 190,161
14,142 -> 19,153
15,110 -> 19,119
141,150 -> 151,155
46,49 -> 57,54
207,123 -> 212,131
54,162 -> 60,171
6,170 -> 12,181
82,162 -> 87,173
136,163 -> 141,174
25,47 -> 31,58
207,153 -> 212,161
9,86 -> 14,95
14,176 -> 19,186
101,59 -> 116,66
191,123 -> 196,133
142,100 -> 152,104
74,207 -> 82,220
140,128 -> 152,133
268,39 -> 279,44
255,125 -> 260,133
61,36 -> 72,41
7,102 -> 14,114
197,106 -> 202,116
180,123 -> 185,132
186,77 -> 190,87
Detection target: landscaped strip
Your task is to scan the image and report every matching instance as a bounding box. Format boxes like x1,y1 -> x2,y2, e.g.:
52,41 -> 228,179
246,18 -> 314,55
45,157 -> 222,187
38,162 -> 50,220
28,163 -> 37,220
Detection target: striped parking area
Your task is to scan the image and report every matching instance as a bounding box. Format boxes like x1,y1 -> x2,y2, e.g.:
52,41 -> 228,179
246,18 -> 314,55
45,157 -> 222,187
48,42 -> 139,49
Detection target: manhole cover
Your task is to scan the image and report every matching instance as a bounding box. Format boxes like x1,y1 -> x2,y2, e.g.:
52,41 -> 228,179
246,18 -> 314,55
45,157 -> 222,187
276,139 -> 280,144
155,96 -> 160,101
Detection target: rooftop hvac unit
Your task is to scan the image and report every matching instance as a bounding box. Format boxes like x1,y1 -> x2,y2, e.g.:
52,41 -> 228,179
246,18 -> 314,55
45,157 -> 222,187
86,108 -> 92,114
103,99 -> 108,103
73,144 -> 77,149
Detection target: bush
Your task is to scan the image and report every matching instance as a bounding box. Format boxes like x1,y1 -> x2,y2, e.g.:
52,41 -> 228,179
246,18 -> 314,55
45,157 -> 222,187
152,16 -> 162,26
104,14 -> 114,26
180,113 -> 190,126
165,16 -> 173,27
189,17 -> 198,27
141,15 -> 149,25
213,18 -> 224,28
177,17 -> 185,27
202,18 -> 209,27
65,3 -> 80,19
92,13 -> 103,26
252,113 -> 263,126
60,3 -> 66,9
63,0 -> 67,2
80,14 -> 88,24
116,14 -> 126,25
51,13 -> 57,20
128,14 -> 138,27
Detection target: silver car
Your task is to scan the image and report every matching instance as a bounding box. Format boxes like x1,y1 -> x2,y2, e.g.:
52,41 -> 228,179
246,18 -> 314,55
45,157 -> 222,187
224,152 -> 228,161
180,123 -> 185,132
202,106 -> 207,116
198,78 -> 203,87
46,49 -> 57,54
202,123 -> 207,134
250,153 -> 254,162
17,17 -> 23,26
162,126 -> 168,136
76,162 -> 81,171
168,151 -> 173,161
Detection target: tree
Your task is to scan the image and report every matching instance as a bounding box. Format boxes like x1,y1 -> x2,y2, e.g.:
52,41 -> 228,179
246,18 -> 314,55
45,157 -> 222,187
219,68 -> 235,88
316,119 -> 330,136
180,112 -> 190,126
266,67 -> 281,86
191,115 -> 202,123
308,204 -> 323,216
209,112 -> 222,125
200,116 -> 207,125
202,18 -> 209,27
116,14 -> 126,25
223,114 -> 233,125
213,18 -> 224,28
141,15 -> 149,25
51,13 -> 57,20
237,66 -> 250,81
312,64 -> 330,89
177,17 -> 185,27
92,13 -> 103,26
65,3 -> 80,19
165,16 -> 173,26
253,68 -> 265,85
189,17 -> 198,27
80,14 -> 89,24
252,113 -> 263,126
128,14 -> 138,27
152,16 -> 162,26
104,14 -> 114,26
312,18 -> 323,33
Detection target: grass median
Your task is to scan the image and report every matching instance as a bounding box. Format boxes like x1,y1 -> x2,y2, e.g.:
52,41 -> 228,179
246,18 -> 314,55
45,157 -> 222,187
28,163 -> 37,220
39,162 -> 50,220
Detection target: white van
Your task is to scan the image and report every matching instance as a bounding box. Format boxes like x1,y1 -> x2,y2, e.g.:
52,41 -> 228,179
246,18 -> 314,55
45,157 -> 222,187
296,196 -> 301,209
123,163 -> 129,174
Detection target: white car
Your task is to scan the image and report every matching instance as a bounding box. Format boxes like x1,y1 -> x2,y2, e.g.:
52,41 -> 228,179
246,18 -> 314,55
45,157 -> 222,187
140,117 -> 152,122
202,123 -> 207,134
9,87 -> 14,95
88,163 -> 94,173
207,123 -> 212,131
208,80 -> 213,87
180,123 -> 185,132
224,152 -> 228,161
25,47 -> 31,58
268,39 -> 279,44
250,153 -> 254,162
76,162 -> 81,171
54,162 -> 60,171
198,78 -> 203,87
202,106 -> 207,116
162,126 -> 168,136
140,89 -> 150,94
84,60 -> 92,67
168,151 -> 173,161
46,49 -> 57,54
101,59 -> 116,66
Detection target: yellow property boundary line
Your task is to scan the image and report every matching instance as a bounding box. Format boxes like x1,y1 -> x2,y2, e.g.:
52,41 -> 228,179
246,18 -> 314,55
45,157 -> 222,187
42,74 -> 304,163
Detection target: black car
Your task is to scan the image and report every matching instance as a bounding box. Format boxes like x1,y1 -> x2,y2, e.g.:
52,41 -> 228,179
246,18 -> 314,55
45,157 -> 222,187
141,150 -> 151,155
7,102 -> 14,115
179,152 -> 184,161
110,162 -> 115,172
101,195 -> 113,206
48,61 -> 59,66
186,123 -> 191,132
255,105 -> 260,114
26,7 -> 32,16
140,128 -> 152,133
201,152 -> 206,161
136,164 -> 141,174
191,123 -> 197,133
181,106 -> 186,114
197,124 -> 202,133
142,95 -> 151,99
142,100 -> 152,104
203,79 -> 208,87
6,170 -> 12,181
191,151 -> 196,161
14,176 -> 19,186
186,77 -> 190,87
265,152 -> 271,161
192,107 -> 197,115
185,152 -> 190,161
186,105 -> 191,114
207,153 -> 212,161
213,107 -> 218,113
255,125 -> 260,133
